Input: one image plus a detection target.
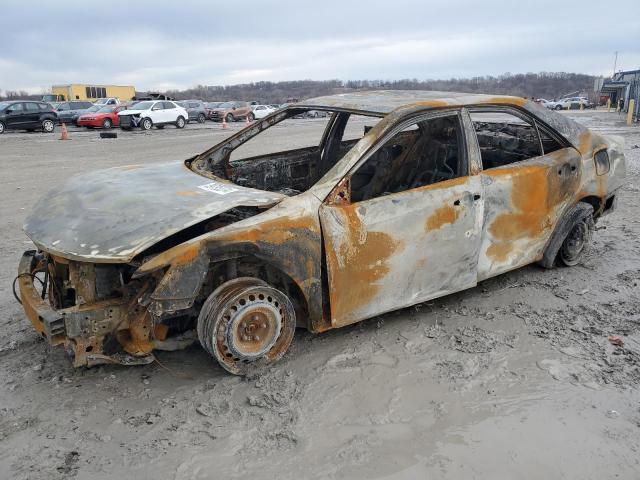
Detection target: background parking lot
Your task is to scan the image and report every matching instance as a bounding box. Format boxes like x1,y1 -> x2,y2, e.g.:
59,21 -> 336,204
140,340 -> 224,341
1,111 -> 640,479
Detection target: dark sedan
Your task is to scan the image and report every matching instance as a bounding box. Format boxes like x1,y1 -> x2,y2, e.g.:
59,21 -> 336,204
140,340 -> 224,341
0,100 -> 57,134
54,101 -> 94,125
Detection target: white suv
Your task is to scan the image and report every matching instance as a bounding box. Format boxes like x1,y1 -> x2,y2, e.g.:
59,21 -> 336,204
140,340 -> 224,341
118,100 -> 188,130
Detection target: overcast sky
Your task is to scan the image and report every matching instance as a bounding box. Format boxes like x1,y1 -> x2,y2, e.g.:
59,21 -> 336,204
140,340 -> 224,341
2,0 -> 639,93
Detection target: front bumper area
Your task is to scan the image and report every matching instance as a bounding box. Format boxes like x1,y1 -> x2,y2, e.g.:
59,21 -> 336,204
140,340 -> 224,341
18,250 -> 156,367
18,250 -> 65,345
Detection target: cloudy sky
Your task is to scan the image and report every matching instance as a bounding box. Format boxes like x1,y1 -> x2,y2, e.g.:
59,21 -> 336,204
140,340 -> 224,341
2,0 -> 639,93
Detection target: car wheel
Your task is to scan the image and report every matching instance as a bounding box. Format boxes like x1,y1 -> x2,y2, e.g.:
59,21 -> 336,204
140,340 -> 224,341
226,113 -> 234,123
555,105 -> 563,110
559,216 -> 593,266
102,118 -> 112,129
140,118 -> 153,130
176,116 -> 186,128
247,112 -> 255,122
197,113 -> 206,123
0,121 -> 5,134
197,277 -> 296,375
540,203 -> 594,268
41,119 -> 55,133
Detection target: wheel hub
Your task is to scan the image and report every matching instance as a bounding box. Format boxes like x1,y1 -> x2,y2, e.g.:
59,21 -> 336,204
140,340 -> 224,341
227,303 -> 282,359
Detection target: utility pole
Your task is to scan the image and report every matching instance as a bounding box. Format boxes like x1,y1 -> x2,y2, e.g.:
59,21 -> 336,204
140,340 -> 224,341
613,51 -> 618,78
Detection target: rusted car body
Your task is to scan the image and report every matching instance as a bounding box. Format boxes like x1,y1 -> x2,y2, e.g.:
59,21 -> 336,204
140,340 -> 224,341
17,91 -> 625,374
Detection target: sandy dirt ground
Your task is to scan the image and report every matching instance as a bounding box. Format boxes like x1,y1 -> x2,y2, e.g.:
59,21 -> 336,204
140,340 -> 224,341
0,112 -> 639,479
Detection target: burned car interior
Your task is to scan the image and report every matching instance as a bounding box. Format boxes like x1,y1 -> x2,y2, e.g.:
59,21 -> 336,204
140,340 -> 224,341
470,109 -> 565,169
192,108 -> 382,196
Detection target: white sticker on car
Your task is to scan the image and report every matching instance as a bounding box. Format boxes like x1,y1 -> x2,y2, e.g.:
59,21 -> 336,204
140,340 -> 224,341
197,182 -> 238,195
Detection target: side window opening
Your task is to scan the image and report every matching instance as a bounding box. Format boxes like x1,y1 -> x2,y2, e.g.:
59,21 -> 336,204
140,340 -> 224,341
350,113 -> 465,203
470,111 -> 541,170
538,127 -> 564,155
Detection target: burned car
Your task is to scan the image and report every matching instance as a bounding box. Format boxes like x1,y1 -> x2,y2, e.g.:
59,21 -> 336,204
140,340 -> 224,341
17,91 -> 625,374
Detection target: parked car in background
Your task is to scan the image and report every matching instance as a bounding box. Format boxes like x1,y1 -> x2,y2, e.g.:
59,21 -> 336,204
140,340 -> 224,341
305,110 -> 329,118
536,99 -> 553,108
118,100 -> 188,130
77,105 -> 128,129
177,100 -> 207,123
205,102 -> 222,119
94,98 -> 121,106
269,104 -> 281,110
209,101 -> 253,122
0,100 -> 57,134
251,104 -> 276,119
54,101 -> 94,125
557,97 -> 590,110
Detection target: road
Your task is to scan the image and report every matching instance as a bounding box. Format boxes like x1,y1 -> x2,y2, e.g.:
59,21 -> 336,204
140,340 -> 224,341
1,112 -> 639,479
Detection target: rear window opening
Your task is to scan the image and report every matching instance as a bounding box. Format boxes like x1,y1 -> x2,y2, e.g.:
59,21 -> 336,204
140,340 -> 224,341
469,110 -> 564,170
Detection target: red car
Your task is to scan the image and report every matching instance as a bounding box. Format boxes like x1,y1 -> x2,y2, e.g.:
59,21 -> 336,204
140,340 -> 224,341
77,105 -> 128,129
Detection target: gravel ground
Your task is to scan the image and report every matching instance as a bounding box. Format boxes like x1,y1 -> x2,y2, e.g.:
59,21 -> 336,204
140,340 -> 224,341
0,112 -> 639,479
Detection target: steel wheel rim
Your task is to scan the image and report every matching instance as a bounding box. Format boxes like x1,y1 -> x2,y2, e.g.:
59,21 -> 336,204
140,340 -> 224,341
199,279 -> 295,375
43,120 -> 53,132
0,123 -> 4,133
561,222 -> 588,265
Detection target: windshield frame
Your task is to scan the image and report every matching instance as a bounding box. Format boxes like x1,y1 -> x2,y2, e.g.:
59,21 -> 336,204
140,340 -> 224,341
131,101 -> 154,111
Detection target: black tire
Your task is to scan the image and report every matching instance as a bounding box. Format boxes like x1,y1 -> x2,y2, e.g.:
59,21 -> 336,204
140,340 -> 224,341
247,112 -> 255,122
540,203 -> 594,268
197,113 -> 206,124
41,119 -> 55,133
226,113 -> 234,123
140,118 -> 153,130
175,116 -> 186,129
197,277 -> 296,375
555,105 -> 563,111
0,121 -> 6,134
102,118 -> 112,129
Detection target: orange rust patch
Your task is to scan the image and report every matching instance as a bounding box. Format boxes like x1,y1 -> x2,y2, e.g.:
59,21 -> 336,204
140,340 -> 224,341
486,242 -> 514,263
486,165 -> 552,262
172,244 -> 201,265
414,100 -> 450,108
425,204 -> 459,231
485,96 -> 528,107
324,204 -> 401,326
176,190 -> 200,197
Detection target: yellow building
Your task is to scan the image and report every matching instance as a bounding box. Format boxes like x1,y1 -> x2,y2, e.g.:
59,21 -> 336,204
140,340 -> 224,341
50,84 -> 136,102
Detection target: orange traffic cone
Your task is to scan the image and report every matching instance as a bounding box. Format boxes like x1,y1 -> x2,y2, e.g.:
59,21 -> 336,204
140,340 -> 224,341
222,117 -> 228,129
59,123 -> 69,140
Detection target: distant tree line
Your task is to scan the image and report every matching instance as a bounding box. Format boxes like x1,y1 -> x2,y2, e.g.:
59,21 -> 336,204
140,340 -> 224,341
164,72 -> 597,103
0,72 -> 597,102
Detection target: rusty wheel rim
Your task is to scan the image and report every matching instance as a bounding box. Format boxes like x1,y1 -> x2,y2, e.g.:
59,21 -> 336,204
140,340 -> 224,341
199,279 -> 296,375
560,221 -> 589,266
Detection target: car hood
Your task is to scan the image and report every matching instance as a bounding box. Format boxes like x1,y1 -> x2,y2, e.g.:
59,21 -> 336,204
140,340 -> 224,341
24,161 -> 286,263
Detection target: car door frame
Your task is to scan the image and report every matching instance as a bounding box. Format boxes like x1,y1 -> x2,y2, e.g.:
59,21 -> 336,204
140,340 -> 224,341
5,102 -> 27,130
150,101 -> 165,124
463,105 -> 582,281
318,108 -> 485,328
23,102 -> 41,129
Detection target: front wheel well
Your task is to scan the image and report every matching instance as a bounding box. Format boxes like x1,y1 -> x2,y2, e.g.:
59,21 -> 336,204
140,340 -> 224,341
203,256 -> 311,330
